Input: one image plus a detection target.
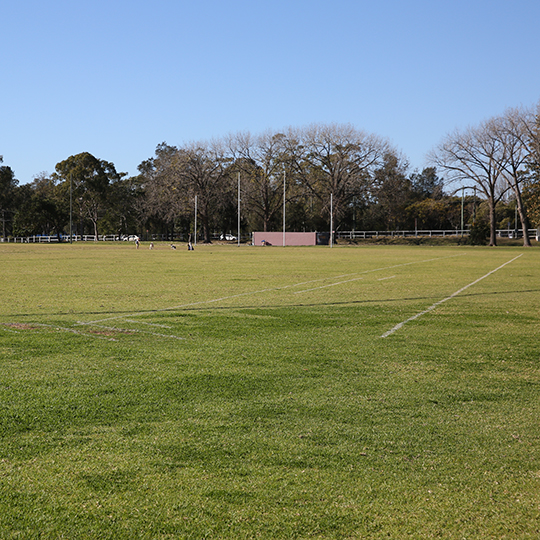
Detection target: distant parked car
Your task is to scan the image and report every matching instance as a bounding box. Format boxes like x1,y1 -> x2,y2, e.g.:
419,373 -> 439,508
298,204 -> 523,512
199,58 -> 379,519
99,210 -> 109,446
122,235 -> 139,241
220,234 -> 237,241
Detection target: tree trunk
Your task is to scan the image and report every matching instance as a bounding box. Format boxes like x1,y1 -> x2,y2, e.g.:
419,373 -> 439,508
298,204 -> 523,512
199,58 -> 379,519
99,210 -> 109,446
516,192 -> 532,246
488,198 -> 497,246
201,212 -> 211,243
92,218 -> 99,240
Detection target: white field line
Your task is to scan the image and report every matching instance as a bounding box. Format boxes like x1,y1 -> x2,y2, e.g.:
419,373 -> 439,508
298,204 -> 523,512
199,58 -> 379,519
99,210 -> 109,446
381,254 -> 523,338
87,324 -> 184,340
294,276 -> 364,293
294,255 -> 465,294
3,321 -> 182,342
32,323 -> 118,341
123,319 -> 172,328
378,276 -> 396,281
0,326 -> 21,334
76,275 -> 356,326
77,253 -> 466,326
2,321 -> 182,342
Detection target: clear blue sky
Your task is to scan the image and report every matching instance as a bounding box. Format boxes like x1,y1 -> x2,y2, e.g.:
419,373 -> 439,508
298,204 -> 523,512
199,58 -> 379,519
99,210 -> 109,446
2,0 -> 539,184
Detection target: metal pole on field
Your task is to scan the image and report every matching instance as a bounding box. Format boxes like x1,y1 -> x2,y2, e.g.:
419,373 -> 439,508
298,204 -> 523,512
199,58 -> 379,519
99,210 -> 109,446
194,195 -> 198,246
461,187 -> 464,237
69,172 -> 73,243
282,170 -> 286,247
473,187 -> 476,226
238,172 -> 241,247
330,193 -> 333,248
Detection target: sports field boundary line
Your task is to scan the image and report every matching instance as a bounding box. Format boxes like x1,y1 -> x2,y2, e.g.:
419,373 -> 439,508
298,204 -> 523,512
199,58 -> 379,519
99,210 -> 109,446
0,326 -> 21,334
378,276 -> 396,281
87,324 -> 185,340
294,276 -> 364,293
123,319 -> 172,328
76,272 -> 363,326
33,323 -> 118,341
294,255 -> 465,294
77,253 -> 466,326
381,253 -> 523,338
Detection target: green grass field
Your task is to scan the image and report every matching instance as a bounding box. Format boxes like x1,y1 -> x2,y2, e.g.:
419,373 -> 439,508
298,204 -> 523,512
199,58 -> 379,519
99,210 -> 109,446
1,242 -> 539,539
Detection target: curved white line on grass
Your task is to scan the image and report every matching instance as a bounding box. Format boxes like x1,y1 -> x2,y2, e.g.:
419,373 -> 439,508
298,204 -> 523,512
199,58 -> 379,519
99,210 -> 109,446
87,324 -> 184,340
79,253 -> 466,326
378,276 -> 396,281
381,254 -> 523,338
5,321 -> 183,342
0,326 -> 21,333
32,323 -> 118,341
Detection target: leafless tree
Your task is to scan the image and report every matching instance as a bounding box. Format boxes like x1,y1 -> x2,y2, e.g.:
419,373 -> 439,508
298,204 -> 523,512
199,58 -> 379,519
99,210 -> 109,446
491,107 -> 533,246
177,139 -> 231,243
430,121 -> 510,246
228,130 -> 287,232
285,123 -> 390,229
517,101 -> 540,179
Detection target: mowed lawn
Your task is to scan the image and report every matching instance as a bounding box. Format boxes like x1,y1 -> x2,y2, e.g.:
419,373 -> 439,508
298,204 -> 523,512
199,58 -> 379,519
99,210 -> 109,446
0,242 -> 539,539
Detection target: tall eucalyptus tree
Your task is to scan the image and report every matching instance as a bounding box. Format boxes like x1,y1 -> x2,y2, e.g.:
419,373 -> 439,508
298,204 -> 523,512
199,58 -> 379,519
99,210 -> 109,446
285,123 -> 390,231
228,131 -> 288,232
138,143 -> 187,236
177,140 -> 232,243
54,152 -> 121,239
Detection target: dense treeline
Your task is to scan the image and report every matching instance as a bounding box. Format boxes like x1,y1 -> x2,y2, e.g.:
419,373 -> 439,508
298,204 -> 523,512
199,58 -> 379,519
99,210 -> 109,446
1,102 -> 539,245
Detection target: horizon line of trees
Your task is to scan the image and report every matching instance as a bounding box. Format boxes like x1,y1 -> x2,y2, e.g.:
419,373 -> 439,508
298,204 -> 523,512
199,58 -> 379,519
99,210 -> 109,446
1,100 -> 539,246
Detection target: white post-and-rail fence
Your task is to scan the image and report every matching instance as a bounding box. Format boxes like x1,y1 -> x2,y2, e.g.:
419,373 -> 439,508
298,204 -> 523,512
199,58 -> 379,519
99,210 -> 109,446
5,235 -> 119,243
3,229 -> 539,243
336,229 -> 539,240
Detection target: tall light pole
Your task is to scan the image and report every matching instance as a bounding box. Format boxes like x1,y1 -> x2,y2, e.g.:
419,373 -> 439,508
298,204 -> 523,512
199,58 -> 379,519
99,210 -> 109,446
69,172 -> 73,243
461,187 -> 464,237
237,172 -> 241,247
194,195 -> 198,247
330,193 -> 333,248
282,170 -> 286,247
473,186 -> 477,226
